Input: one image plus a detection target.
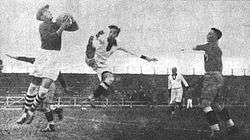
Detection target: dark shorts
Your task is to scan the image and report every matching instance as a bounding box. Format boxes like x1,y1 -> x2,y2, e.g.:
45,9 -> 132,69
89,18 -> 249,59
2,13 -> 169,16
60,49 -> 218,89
201,72 -> 224,102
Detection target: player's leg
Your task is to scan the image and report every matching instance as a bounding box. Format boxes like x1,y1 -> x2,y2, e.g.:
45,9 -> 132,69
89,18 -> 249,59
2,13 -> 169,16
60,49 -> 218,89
41,109 -> 55,132
169,89 -> 177,115
187,98 -> 192,109
88,71 -> 114,107
40,97 -> 56,132
16,77 -> 42,124
26,78 -> 54,124
201,98 -> 220,137
53,107 -> 63,121
214,100 -> 238,135
201,73 -> 221,137
175,88 -> 183,110
31,78 -> 54,111
47,82 -> 63,121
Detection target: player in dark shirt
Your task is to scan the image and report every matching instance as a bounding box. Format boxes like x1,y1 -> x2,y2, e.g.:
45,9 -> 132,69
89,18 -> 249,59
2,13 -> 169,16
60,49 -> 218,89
6,54 -> 68,132
16,4 -> 78,130
193,28 -> 238,137
5,54 -> 68,91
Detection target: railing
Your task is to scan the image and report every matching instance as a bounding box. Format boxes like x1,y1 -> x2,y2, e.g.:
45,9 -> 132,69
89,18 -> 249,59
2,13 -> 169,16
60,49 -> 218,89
1,96 -> 249,108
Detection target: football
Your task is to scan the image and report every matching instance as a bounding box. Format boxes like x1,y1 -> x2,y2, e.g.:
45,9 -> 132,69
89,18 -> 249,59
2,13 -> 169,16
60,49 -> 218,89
55,13 -> 74,27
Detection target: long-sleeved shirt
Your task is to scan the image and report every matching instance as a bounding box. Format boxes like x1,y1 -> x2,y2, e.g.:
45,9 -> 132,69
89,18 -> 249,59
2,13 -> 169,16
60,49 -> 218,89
39,20 -> 78,51
193,42 -> 222,72
168,73 -> 188,89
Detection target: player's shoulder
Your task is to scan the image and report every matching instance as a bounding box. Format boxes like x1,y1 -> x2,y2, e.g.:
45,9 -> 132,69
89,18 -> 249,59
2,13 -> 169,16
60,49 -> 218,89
39,21 -> 52,29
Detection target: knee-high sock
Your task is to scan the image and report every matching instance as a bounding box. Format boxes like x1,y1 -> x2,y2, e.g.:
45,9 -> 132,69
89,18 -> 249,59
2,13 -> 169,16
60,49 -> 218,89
204,106 -> 220,131
30,86 -> 48,112
24,83 -> 39,112
170,103 -> 176,112
45,110 -> 54,123
176,102 -> 182,109
218,108 -> 234,127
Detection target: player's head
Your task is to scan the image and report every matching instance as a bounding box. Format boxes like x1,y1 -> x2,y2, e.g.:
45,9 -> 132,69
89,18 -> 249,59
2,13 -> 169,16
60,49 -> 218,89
207,28 -> 222,42
108,25 -> 120,39
172,67 -> 177,74
36,4 -> 53,21
101,71 -> 114,85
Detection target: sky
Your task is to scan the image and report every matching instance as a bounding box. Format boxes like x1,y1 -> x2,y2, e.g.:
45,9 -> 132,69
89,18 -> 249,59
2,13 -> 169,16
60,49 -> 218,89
0,0 -> 250,75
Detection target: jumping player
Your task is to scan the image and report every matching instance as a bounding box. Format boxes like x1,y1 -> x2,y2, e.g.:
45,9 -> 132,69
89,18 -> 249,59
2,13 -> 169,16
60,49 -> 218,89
193,28 -> 238,137
7,54 -> 64,131
5,54 -> 69,93
85,25 -> 158,107
168,67 -> 189,115
16,4 -> 78,124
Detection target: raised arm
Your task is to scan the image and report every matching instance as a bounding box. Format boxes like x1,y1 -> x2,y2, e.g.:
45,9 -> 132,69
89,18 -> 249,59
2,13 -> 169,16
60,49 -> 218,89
64,20 -> 79,32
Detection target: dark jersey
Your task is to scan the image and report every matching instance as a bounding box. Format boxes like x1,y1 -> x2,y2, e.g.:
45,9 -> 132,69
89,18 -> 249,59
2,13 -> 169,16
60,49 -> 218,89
39,21 -> 61,51
194,42 -> 222,72
39,20 -> 79,51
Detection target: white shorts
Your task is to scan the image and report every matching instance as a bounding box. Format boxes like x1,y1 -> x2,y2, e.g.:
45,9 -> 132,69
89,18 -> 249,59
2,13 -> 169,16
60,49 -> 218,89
30,49 -> 61,81
170,88 -> 183,104
85,57 -> 112,81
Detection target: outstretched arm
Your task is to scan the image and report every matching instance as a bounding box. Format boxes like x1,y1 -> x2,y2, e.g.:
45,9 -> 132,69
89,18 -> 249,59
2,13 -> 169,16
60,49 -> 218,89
193,44 -> 208,51
6,54 -> 35,64
117,47 -> 158,62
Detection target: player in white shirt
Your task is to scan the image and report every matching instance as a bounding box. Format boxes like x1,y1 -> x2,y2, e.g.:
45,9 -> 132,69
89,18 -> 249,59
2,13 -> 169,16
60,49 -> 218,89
85,25 -> 158,107
168,67 -> 189,114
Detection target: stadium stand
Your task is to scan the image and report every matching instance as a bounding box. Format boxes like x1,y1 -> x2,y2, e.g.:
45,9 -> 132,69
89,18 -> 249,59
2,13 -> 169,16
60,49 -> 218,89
0,73 -> 249,106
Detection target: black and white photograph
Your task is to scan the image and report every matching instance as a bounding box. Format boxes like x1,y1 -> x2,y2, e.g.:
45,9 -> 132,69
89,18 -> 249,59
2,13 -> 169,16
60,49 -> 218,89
0,0 -> 250,139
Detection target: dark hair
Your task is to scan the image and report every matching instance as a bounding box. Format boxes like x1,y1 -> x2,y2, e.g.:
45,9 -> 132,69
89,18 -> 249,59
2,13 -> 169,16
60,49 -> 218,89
211,28 -> 222,40
172,67 -> 177,71
101,71 -> 113,81
108,25 -> 121,34
36,4 -> 49,21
